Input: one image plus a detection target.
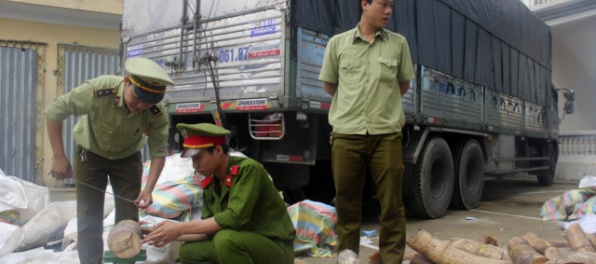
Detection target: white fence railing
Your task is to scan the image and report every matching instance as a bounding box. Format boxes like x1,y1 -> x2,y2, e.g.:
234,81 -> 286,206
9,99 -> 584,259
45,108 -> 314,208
559,131 -> 596,156
557,131 -> 596,181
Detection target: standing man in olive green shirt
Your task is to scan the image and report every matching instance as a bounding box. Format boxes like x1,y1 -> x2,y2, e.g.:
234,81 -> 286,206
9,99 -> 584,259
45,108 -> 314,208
141,123 -> 295,264
318,0 -> 415,263
44,57 -> 174,264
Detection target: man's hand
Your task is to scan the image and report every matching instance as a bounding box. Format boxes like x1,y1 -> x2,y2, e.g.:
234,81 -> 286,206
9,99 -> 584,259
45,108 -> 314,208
140,220 -> 181,247
50,155 -> 73,180
134,190 -> 153,209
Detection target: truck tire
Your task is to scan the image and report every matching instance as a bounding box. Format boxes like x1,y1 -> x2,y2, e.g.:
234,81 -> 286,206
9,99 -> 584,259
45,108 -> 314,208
537,143 -> 557,186
405,137 -> 454,219
450,139 -> 484,209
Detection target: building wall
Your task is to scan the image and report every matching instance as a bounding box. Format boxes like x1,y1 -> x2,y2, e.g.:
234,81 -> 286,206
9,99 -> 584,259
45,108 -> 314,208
552,34 -> 596,132
5,0 -> 123,15
0,17 -> 120,186
551,25 -> 596,182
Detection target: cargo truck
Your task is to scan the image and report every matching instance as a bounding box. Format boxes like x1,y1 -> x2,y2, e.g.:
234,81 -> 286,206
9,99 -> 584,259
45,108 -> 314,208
121,0 -> 575,218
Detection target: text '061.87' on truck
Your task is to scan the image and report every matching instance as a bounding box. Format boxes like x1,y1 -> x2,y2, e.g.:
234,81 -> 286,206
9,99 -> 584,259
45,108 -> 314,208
121,0 -> 575,219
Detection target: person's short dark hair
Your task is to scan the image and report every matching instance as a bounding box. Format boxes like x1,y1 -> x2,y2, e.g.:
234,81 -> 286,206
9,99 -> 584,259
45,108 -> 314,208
359,0 -> 373,16
205,145 -> 230,155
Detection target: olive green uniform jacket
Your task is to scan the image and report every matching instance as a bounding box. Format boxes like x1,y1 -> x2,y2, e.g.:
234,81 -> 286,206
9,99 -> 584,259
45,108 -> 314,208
201,155 -> 296,242
43,75 -> 169,160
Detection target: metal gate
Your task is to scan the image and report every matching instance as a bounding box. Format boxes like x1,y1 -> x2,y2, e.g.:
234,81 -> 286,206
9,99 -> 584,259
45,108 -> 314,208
57,44 -> 151,165
0,40 -> 46,183
57,44 -> 121,166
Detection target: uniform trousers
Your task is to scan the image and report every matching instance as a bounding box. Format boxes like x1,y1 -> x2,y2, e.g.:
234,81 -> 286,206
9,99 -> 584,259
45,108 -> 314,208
178,229 -> 294,264
331,132 -> 406,264
74,145 -> 143,264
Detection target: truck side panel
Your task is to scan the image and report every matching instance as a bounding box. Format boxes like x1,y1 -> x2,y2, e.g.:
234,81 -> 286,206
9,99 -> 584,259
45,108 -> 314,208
122,0 -> 186,36
525,102 -> 547,137
419,67 -> 483,131
124,3 -> 286,104
484,89 -> 525,134
296,28 -> 328,102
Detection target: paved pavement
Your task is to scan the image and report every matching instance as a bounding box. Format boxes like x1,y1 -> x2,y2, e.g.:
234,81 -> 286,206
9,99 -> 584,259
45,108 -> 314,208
50,175 -> 577,263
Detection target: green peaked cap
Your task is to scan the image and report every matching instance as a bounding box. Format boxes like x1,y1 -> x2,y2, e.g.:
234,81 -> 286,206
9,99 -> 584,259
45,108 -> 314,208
125,57 -> 174,104
125,57 -> 174,86
176,123 -> 231,137
176,123 -> 230,157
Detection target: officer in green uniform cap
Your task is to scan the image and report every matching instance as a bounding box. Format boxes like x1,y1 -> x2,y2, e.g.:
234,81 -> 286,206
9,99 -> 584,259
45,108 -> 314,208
140,123 -> 296,264
44,57 -> 174,264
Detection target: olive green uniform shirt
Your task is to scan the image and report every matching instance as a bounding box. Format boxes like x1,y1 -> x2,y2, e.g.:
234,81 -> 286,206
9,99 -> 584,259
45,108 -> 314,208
319,26 -> 415,135
43,75 -> 169,160
202,156 -> 296,242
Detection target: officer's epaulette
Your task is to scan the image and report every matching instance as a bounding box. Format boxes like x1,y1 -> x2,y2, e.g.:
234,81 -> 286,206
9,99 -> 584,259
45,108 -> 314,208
94,88 -> 115,98
149,105 -> 163,117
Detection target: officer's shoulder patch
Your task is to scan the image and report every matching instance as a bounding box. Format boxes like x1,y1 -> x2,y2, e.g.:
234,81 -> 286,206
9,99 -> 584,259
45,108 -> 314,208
94,88 -> 115,98
230,165 -> 240,176
149,105 -> 163,117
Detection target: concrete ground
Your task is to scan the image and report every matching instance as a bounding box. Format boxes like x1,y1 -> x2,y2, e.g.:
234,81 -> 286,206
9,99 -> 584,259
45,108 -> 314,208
294,175 -> 577,263
49,175 -> 578,263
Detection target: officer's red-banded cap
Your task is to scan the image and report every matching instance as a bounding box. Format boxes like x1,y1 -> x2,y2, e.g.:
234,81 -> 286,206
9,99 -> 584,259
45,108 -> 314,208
176,123 -> 230,157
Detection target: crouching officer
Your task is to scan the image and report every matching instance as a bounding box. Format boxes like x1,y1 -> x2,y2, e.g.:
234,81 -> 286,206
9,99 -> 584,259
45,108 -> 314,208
141,123 -> 296,264
44,57 -> 174,264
